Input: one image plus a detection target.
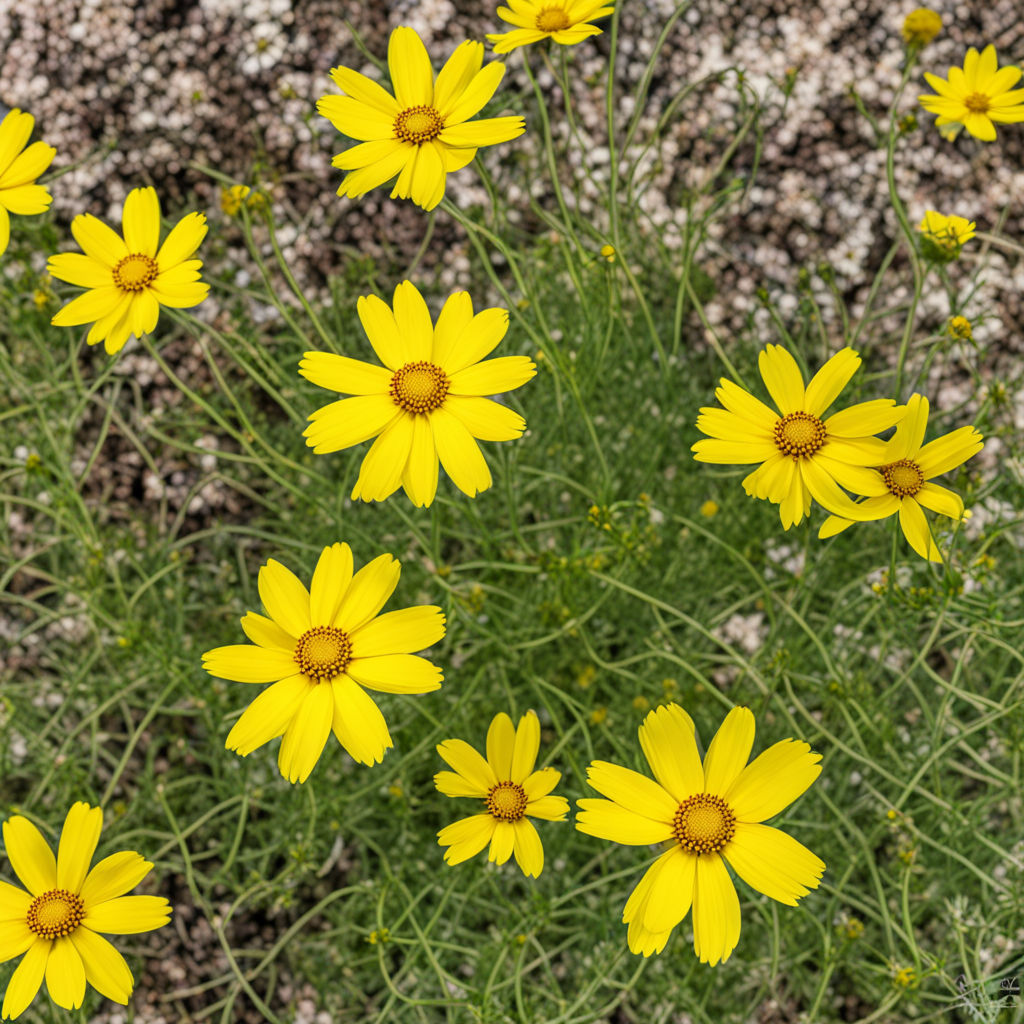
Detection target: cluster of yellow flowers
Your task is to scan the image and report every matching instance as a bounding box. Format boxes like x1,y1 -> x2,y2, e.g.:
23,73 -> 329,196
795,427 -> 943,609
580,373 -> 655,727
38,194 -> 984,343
0,2 -> 1011,1017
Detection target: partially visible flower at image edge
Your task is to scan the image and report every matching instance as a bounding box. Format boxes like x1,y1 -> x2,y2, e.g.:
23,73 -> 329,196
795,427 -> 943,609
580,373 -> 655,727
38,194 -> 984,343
576,703 -> 824,962
487,0 -> 616,55
202,543 -> 446,783
318,26 -> 524,211
0,108 -> 56,258
819,394 -> 983,561
300,280 -> 535,507
918,45 -> 1024,142
917,210 -> 975,262
435,710 -> 569,877
691,345 -> 905,528
0,802 -> 171,1019
901,8 -> 942,48
47,186 -> 209,355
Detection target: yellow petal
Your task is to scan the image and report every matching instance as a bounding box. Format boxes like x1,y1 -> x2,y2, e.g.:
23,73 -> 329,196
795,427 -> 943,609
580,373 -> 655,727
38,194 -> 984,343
349,413 -> 415,502
0,110 -> 34,178
225,675 -> 311,756
438,117 -> 525,147
437,814 -> 494,866
388,27 -> 435,108
44,936 -> 85,1009
82,895 -> 171,935
51,286 -> 123,327
916,425 -> 984,478
526,795 -> 570,821
486,712 -> 516,780
402,411 -> 439,507
433,41 -> 484,114
575,798 -> 674,845
448,355 -> 536,396
1,936 -> 50,1019
70,213 -> 128,267
434,770 -> 487,798
79,852 -> 152,908
330,676 -> 392,765
121,187 -> 160,257
757,345 -> 805,415
643,847 -> 696,933
391,281 -> 434,362
257,558 -> 311,639
0,881 -> 32,922
239,612 -> 295,653
346,653 -> 442,694
692,854 -> 741,966
309,542 -> 354,628
56,803 -> 102,894
333,553 -> 400,634
0,918 -> 34,963
2,817 -> 56,897
583,762 -> 677,822
437,738 -> 497,791
0,183 -> 52,215
915,482 -> 964,521
69,927 -> 132,1004
715,377 -> 778,429
511,818 -> 544,877
47,252 -> 113,289
409,140 -> 446,211
430,406 -> 492,498
349,605 -> 445,658
298,352 -> 392,395
439,307 -> 510,376
523,766 -> 561,802
802,347 -> 860,417
0,138 -> 54,189
277,684 -> 334,783
318,95 -> 396,141
488,821 -> 515,865
824,399 -> 904,440
637,703 -> 702,802
701,707 -> 755,796
724,823 -> 825,906
898,498 -> 943,561
327,65 -> 400,114
443,62 -> 506,125
154,212 -> 207,272
444,395 -> 524,441
725,739 -> 822,823
201,644 -> 298,684
336,146 -> 411,199
302,395 -> 401,454
430,290 -> 474,367
510,710 -> 540,783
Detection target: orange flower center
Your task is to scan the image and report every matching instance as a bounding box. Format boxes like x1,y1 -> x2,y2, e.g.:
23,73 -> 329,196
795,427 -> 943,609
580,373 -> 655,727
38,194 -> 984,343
112,253 -> 159,292
394,105 -> 444,145
536,6 -> 571,31
294,625 -> 353,681
881,458 -> 925,498
673,794 -> 736,854
963,92 -> 990,113
773,411 -> 827,459
390,361 -> 450,414
486,781 -> 528,822
27,889 -> 85,938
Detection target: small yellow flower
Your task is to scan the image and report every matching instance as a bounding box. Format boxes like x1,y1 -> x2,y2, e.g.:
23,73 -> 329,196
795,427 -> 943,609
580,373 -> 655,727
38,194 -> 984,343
0,109 -> 56,258
300,281 -> 535,507
0,803 -> 171,1018
319,27 -> 524,211
843,918 -> 864,939
917,210 -> 975,261
435,711 -> 569,877
488,0 -> 616,54
699,499 -> 719,518
901,8 -> 941,47
632,695 -> 650,711
919,45 -> 1024,142
894,966 -> 918,988
600,243 -> 616,262
220,184 -> 251,216
47,187 -> 209,355
590,706 -> 608,725
947,315 -> 972,340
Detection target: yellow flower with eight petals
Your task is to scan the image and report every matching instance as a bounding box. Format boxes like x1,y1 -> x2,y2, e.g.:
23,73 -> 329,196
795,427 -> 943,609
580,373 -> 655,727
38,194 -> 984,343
0,802 -> 170,1019
47,187 -> 209,355
819,394 -> 983,561
0,109 -> 56,258
919,45 -> 1024,142
202,543 -> 446,783
692,346 -> 905,528
300,281 -> 535,507
576,703 -> 824,963
487,0 -> 616,55
435,711 -> 569,877
318,27 -> 524,211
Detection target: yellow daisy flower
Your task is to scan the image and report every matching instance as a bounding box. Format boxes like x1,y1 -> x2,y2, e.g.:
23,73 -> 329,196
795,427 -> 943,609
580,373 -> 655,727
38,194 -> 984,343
47,186 -> 209,356
435,711 -> 569,877
487,0 -> 615,55
577,703 -> 824,963
318,27 -> 525,211
819,394 -> 983,561
901,8 -> 942,47
0,109 -> 56,258
202,543 -> 446,783
919,45 -> 1024,142
691,346 -> 905,528
917,210 -> 975,261
0,802 -> 170,1019
300,281 -> 535,507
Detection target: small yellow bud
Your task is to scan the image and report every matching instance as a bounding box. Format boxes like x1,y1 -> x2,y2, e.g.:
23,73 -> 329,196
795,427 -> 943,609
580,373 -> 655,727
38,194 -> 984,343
589,706 -> 608,725
600,244 -> 616,263
902,8 -> 941,47
220,184 -> 251,216
699,499 -> 719,518
947,315 -> 972,341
